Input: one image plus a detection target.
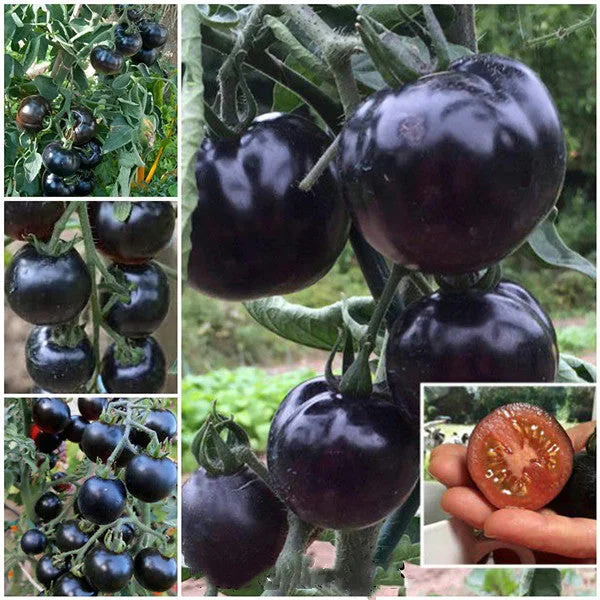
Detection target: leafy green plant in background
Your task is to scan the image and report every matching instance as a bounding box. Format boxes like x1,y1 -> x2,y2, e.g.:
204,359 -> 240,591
4,4 -> 177,196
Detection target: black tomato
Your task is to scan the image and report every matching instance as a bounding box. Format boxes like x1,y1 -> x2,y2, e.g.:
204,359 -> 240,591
133,549 -> 177,592
189,113 -> 350,301
385,283 -> 559,426
35,491 -> 62,521
36,555 -> 70,588
90,45 -> 124,75
100,336 -> 167,394
77,476 -> 127,525
62,415 -> 89,443
33,398 -> 71,434
115,4 -> 144,22
74,171 -> 96,196
20,529 -> 48,555
70,107 -> 96,146
88,201 -> 176,264
80,421 -> 135,467
267,377 -> 419,530
84,546 -> 133,592
182,465 -> 288,589
42,142 -> 81,177
4,201 -> 65,241
33,428 -> 63,454
41,171 -> 76,197
138,20 -> 168,49
114,23 -> 143,56
125,454 -> 177,502
77,138 -> 103,169
550,450 -> 596,519
16,95 -> 51,133
55,520 -> 89,551
51,472 -> 73,493
53,573 -> 97,596
100,262 -> 170,338
131,46 -> 159,66
5,244 -> 91,325
78,397 -> 107,421
130,408 -> 176,446
118,522 -> 136,544
26,326 -> 95,394
337,54 -> 566,275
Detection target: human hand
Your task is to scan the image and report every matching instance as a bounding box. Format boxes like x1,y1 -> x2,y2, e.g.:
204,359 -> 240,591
428,421 -> 596,561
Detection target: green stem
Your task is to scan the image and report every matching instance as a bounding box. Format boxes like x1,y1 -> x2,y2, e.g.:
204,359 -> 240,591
446,5 -> 478,52
46,200 -> 80,252
153,260 -> 178,280
76,203 -> 101,383
298,136 -> 338,192
333,524 -> 382,595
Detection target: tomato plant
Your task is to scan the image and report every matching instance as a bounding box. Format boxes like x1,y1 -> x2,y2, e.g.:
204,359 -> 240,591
181,3 -> 595,597
5,200 -> 177,394
4,4 -> 177,197
4,398 -> 177,596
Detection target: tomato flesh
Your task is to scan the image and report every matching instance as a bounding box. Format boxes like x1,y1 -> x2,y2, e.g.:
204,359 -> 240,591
467,403 -> 573,510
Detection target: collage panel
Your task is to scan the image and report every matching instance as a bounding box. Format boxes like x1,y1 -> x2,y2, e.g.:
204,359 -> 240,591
423,384 -> 596,566
4,3 -> 178,198
179,3 -> 596,598
4,397 -> 177,596
4,200 -> 178,394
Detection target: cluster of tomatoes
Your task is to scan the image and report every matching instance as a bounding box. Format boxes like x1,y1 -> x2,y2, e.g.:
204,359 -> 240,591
16,98 -> 102,197
20,397 -> 177,596
90,5 -> 168,74
4,200 -> 176,394
184,53 -> 567,589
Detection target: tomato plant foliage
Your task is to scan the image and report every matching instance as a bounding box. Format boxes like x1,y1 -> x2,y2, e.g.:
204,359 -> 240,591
4,4 -> 177,197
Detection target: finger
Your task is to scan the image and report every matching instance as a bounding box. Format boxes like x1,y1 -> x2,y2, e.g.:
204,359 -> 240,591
440,487 -> 495,530
567,421 -> 596,453
484,509 -> 596,559
429,445 -> 473,488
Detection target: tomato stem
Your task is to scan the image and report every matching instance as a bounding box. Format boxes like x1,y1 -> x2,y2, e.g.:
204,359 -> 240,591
298,136 -> 339,192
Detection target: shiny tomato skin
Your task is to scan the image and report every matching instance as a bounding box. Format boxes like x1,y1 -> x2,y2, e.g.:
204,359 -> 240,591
129,408 -> 176,446
36,555 -> 70,588
5,244 -> 91,325
386,283 -> 558,427
55,520 -> 89,551
77,138 -> 103,169
114,23 -> 143,56
125,454 -> 177,502
90,45 -> 123,75
4,201 -> 65,241
42,142 -> 81,177
100,336 -> 167,394
80,421 -> 135,467
87,201 -> 175,264
32,397 -> 71,434
77,397 -> 108,421
20,529 -> 48,555
467,403 -> 574,510
35,491 -> 62,521
54,573 -> 97,596
338,54 -> 566,275
182,465 -> 288,589
188,113 -> 350,301
100,262 -> 170,337
70,107 -> 97,146
77,476 -> 127,525
42,171 -> 77,197
131,46 -> 159,66
26,326 -> 95,394
133,549 -> 177,592
138,20 -> 168,49
61,415 -> 89,443
16,95 -> 52,133
84,546 -> 133,592
267,377 -> 419,530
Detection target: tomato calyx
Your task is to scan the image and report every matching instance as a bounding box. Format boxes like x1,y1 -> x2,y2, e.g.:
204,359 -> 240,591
435,264 -> 503,293
190,406 -> 250,476
50,323 -> 90,350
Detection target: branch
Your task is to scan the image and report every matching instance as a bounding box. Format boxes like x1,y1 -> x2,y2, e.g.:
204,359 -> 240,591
446,5 -> 478,52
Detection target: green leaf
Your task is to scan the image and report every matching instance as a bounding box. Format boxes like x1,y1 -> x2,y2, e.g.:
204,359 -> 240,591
244,296 -> 375,351
525,209 -> 596,280
558,353 -> 596,383
525,568 -> 562,596
447,43 -> 474,61
197,5 -> 240,30
112,73 -> 131,90
33,75 -> 59,100
72,65 -> 89,92
23,151 -> 43,183
351,54 -> 387,91
103,118 -> 135,153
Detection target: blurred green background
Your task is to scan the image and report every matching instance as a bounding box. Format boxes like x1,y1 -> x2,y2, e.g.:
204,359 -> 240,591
182,5 -> 596,471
